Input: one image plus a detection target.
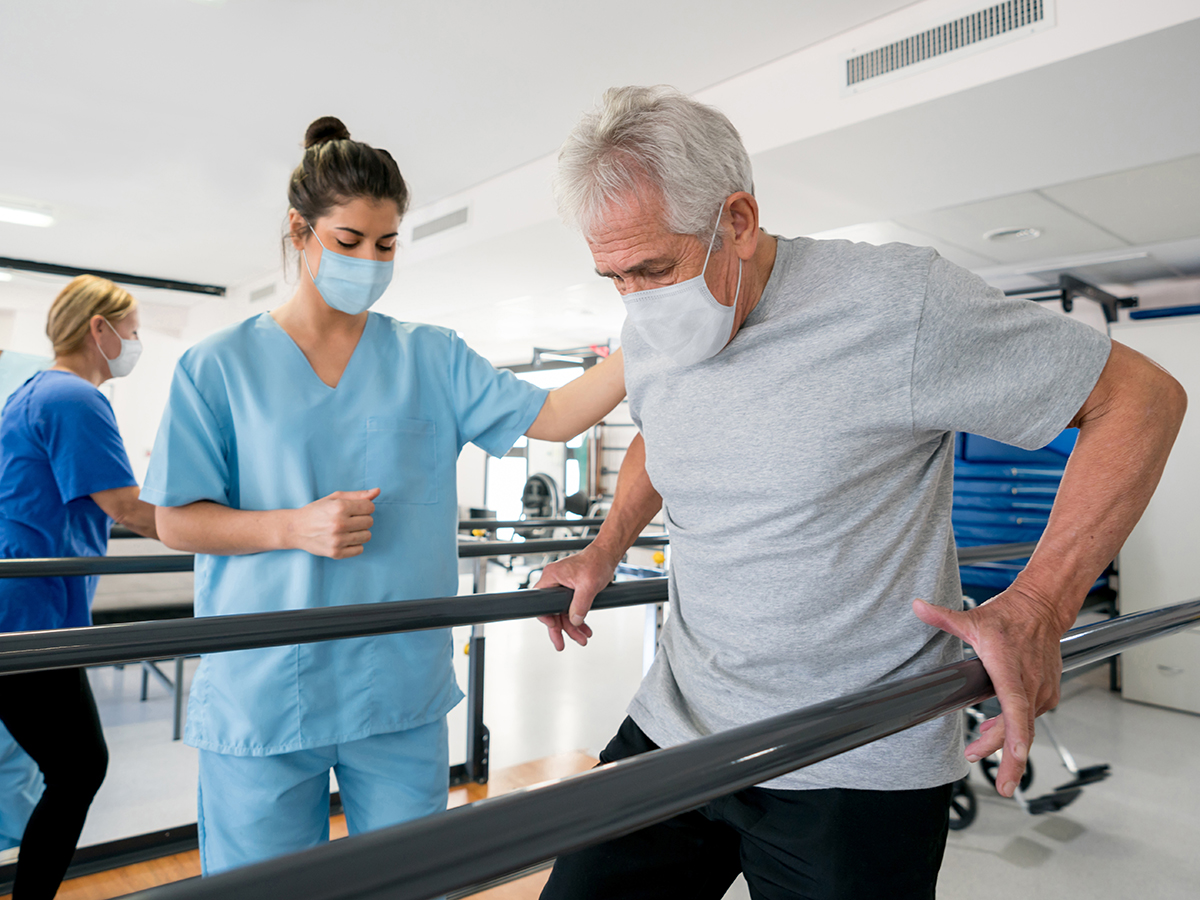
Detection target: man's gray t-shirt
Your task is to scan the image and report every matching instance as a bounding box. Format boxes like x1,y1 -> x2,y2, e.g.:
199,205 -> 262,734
623,236 -> 1111,791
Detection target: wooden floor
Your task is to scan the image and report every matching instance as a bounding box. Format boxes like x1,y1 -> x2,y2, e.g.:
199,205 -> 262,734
1,751 -> 595,900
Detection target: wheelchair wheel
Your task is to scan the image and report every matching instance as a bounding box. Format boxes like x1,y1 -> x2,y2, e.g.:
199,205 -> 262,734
980,756 -> 1034,792
948,779 -> 977,831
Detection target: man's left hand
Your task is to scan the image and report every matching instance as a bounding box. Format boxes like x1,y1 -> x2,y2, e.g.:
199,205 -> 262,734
912,589 -> 1072,798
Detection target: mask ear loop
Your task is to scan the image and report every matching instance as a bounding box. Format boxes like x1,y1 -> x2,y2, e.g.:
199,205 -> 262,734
701,200 -> 743,311
698,202 -> 726,278
300,222 -> 325,283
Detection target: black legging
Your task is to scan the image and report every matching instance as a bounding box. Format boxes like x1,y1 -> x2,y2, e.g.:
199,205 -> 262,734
0,668 -> 108,900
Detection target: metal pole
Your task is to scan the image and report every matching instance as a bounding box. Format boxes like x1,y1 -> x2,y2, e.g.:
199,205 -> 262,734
137,597 -> 1200,900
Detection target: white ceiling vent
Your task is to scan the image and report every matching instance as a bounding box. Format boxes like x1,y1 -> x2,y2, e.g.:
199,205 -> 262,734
845,0 -> 1054,91
412,206 -> 470,241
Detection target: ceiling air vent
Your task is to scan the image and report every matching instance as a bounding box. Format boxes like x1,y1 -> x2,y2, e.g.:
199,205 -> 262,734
846,0 -> 1051,89
412,206 -> 469,241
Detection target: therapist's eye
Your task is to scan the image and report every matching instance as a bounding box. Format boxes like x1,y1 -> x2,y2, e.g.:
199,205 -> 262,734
336,239 -> 359,249
377,243 -> 396,253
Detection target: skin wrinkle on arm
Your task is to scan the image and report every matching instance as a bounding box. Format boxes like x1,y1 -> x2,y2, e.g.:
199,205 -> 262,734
913,340 -> 1187,796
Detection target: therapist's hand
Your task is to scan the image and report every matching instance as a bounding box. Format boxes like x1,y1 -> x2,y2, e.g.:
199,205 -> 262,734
288,489 -> 379,559
535,544 -> 619,650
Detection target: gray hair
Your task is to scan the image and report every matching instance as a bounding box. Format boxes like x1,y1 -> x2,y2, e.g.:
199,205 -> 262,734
554,85 -> 754,244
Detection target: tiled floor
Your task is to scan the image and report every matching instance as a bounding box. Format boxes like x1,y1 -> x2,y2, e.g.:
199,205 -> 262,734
11,560 -> 1200,898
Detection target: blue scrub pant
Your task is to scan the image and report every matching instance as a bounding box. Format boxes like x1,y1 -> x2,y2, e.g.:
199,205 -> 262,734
197,718 -> 449,875
0,721 -> 44,852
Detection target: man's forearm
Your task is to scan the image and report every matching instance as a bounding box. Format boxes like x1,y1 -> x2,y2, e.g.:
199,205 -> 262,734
1013,342 -> 1187,628
591,432 -> 663,564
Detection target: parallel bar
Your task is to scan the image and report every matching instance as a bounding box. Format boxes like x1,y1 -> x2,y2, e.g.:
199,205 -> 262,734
0,536 -> 669,578
957,541 -> 1038,563
457,518 -> 607,530
0,580 -> 668,676
136,598 -> 1200,900
0,537 -> 1019,579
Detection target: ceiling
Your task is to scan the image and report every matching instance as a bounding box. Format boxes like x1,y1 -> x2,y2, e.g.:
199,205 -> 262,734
3,1 -> 1200,365
0,0 -> 915,286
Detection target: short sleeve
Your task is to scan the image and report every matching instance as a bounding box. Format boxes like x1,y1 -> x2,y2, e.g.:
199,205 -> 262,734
911,256 -> 1111,450
141,361 -> 232,507
37,388 -> 136,504
448,333 -> 548,458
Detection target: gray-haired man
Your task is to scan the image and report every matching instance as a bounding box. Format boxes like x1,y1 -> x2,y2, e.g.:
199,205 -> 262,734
536,86 -> 1184,899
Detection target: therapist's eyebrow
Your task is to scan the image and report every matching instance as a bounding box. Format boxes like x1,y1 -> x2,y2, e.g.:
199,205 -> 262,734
595,257 -> 676,279
334,226 -> 400,239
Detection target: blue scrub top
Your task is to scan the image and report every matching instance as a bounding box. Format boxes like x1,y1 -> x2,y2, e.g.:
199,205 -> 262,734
142,313 -> 547,756
0,371 -> 137,632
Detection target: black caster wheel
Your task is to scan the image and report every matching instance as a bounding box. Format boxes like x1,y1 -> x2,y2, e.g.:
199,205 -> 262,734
948,778 -> 977,831
980,756 -> 1034,793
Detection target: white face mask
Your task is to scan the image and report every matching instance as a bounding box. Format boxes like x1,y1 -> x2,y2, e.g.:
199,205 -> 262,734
95,318 -> 142,378
621,203 -> 742,367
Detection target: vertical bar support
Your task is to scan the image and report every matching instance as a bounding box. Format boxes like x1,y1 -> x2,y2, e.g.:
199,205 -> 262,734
173,656 -> 185,741
466,624 -> 489,784
467,558 -> 490,784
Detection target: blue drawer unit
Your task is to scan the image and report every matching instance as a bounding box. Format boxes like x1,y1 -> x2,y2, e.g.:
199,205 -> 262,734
953,430 -> 1102,599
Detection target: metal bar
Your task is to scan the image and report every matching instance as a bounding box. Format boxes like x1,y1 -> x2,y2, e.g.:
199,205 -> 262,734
0,536 -> 670,578
0,580 -> 669,676
465,630 -> 489,784
0,256 -> 226,296
458,518 -> 607,530
957,541 -> 1038,564
136,598 -> 1200,900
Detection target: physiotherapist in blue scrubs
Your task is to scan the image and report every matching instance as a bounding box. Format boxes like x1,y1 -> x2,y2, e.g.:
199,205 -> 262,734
142,116 -> 627,874
0,274 -> 159,900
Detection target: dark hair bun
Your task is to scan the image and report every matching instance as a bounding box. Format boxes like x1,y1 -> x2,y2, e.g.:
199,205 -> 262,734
304,116 -> 351,149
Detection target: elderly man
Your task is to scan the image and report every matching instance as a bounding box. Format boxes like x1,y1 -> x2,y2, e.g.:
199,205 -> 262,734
535,86 -> 1186,900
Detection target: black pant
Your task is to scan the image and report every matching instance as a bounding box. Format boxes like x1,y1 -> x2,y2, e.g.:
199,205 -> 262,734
0,668 -> 108,900
541,718 -> 952,900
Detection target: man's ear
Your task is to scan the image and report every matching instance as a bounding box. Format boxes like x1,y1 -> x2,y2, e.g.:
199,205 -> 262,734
727,192 -> 760,260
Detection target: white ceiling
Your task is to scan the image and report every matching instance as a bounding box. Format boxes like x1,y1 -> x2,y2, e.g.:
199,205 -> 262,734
3,2 -> 1200,365
0,0 -> 916,286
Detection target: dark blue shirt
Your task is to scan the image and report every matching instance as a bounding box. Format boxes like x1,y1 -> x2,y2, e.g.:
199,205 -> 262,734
0,371 -> 137,632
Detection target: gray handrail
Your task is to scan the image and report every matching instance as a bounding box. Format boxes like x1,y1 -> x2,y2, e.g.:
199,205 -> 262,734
133,597 -> 1200,900
0,579 -> 669,676
0,538 -> 1031,580
110,519 -> 617,539
0,535 -> 669,579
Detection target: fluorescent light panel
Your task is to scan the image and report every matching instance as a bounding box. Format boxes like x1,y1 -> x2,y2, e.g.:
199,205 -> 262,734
0,204 -> 54,228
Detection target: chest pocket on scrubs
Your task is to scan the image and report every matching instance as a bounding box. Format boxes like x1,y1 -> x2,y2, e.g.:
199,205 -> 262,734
365,417 -> 438,505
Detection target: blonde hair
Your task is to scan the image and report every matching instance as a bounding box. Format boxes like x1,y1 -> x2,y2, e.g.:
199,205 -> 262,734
46,275 -> 137,357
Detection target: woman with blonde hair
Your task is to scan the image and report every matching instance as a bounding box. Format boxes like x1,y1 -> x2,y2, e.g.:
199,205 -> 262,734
0,274 -> 157,899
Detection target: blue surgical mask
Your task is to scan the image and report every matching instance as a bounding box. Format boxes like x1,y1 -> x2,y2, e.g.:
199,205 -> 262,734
302,225 -> 393,315
621,204 -> 742,367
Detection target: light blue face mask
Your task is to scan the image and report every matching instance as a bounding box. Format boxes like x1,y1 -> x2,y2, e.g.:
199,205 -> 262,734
302,225 -> 394,315
621,202 -> 742,367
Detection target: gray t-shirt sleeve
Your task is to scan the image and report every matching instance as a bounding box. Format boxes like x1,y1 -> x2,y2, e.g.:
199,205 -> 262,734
910,255 -> 1111,450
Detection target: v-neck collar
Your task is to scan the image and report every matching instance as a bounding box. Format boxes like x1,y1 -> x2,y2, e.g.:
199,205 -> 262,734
263,311 -> 373,391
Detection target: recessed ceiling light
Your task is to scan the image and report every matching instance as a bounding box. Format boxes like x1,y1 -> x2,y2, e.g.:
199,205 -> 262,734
0,202 -> 54,228
984,226 -> 1041,243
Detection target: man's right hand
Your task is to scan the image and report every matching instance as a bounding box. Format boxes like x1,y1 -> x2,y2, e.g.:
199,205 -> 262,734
536,544 -> 620,651
288,488 -> 380,559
